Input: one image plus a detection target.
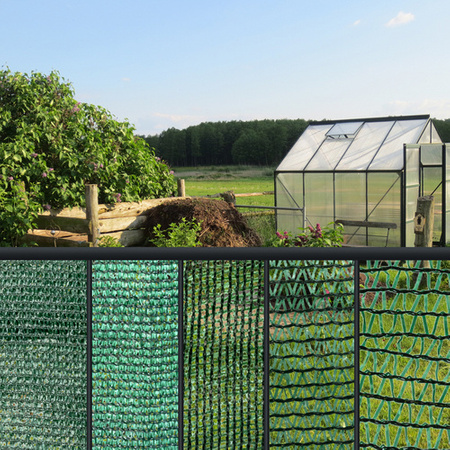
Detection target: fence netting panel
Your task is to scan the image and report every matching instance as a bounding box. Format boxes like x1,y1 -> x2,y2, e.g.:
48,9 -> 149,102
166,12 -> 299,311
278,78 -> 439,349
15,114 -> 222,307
0,260 -> 87,448
183,260 -> 264,449
360,260 -> 450,450
269,260 -> 355,449
92,260 -> 179,449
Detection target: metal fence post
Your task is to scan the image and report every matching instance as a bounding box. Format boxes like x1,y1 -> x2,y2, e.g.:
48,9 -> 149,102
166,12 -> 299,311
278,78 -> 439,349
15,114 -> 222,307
264,260 -> 270,450
178,260 -> 184,450
354,260 -> 360,450
87,259 -> 93,450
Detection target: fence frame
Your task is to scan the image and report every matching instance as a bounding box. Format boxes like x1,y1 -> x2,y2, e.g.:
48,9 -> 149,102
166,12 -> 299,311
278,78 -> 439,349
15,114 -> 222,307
1,246 -> 449,449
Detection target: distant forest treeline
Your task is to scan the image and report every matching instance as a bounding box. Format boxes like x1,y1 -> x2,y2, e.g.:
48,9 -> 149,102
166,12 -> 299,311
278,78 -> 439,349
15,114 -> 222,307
140,118 -> 450,167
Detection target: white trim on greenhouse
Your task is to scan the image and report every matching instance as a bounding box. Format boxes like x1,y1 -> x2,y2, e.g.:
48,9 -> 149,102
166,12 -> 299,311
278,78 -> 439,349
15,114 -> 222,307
275,115 -> 450,246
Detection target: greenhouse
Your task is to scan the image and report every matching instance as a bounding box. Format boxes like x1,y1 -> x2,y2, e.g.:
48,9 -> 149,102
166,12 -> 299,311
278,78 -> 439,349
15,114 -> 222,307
275,115 -> 450,246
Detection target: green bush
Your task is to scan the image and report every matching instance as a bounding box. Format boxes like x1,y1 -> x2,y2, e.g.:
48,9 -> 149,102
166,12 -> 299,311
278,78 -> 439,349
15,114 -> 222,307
0,69 -> 177,245
149,218 -> 202,247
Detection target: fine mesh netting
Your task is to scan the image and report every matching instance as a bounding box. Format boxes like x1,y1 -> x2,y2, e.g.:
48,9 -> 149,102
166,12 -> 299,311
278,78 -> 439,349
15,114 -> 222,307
0,260 -> 87,449
183,260 -> 264,449
360,260 -> 450,450
269,260 -> 355,449
91,260 -> 179,449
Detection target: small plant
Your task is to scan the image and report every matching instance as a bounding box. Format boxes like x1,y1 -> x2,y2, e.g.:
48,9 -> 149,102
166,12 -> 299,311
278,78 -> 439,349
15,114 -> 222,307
150,217 -> 202,247
98,236 -> 124,247
269,222 -> 344,247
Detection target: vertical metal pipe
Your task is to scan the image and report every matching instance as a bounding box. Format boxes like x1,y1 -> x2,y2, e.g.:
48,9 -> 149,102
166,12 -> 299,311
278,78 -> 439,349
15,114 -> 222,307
178,260 -> 184,450
353,260 -> 360,450
263,260 -> 270,450
86,259 -> 93,450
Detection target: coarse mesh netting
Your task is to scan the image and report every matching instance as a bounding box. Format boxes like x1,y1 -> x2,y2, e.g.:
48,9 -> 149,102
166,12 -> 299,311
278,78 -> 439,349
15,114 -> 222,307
91,260 -> 179,449
269,260 -> 355,449
360,260 -> 450,450
183,260 -> 264,449
0,260 -> 87,449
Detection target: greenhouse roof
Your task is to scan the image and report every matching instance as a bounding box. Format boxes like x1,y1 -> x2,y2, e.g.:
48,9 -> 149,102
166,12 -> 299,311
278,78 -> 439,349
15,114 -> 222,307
277,115 -> 441,171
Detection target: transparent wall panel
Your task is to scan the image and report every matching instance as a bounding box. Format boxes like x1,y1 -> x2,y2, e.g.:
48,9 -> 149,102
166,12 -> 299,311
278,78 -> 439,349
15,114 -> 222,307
431,122 -> 443,143
275,172 -> 303,233
404,145 -> 420,246
420,143 -> 442,165
335,172 -> 367,245
367,173 -> 401,246
305,138 -> 351,170
370,119 -> 427,170
446,144 -> 450,244
337,121 -> 393,170
419,121 -> 431,144
277,125 -> 332,171
304,172 -> 333,228
422,166 -> 442,242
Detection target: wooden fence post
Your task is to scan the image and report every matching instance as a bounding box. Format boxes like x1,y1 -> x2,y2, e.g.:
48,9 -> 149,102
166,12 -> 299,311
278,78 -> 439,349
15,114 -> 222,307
414,195 -> 434,270
177,179 -> 186,197
85,184 -> 100,247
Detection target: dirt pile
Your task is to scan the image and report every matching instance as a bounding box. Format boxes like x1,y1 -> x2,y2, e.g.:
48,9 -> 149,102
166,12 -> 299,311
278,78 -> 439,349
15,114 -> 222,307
144,197 -> 262,247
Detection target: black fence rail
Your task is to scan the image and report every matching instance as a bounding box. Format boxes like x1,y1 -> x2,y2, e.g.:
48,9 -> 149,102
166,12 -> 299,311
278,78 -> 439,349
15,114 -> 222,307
0,247 -> 449,450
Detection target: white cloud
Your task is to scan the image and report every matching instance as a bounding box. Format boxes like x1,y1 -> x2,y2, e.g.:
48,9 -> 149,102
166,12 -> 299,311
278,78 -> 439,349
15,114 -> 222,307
353,19 -> 361,27
385,11 -> 415,28
122,77 -> 131,82
384,99 -> 450,118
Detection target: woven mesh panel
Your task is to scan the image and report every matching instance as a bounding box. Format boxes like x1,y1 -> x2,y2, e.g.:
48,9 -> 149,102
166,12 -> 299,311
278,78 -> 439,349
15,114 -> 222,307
360,260 -> 450,450
183,260 -> 264,449
269,260 -> 355,449
0,260 -> 87,449
92,260 -> 178,449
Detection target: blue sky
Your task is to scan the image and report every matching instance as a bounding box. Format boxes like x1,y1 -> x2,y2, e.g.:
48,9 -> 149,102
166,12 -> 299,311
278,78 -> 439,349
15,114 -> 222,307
2,0 -> 450,135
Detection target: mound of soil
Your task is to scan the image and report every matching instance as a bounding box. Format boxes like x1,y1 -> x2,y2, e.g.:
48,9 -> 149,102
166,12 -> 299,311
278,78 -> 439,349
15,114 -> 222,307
144,197 -> 262,247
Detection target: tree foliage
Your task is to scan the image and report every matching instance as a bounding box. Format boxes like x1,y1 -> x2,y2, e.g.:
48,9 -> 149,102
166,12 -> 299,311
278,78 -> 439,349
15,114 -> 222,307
141,118 -> 309,166
0,69 -> 176,245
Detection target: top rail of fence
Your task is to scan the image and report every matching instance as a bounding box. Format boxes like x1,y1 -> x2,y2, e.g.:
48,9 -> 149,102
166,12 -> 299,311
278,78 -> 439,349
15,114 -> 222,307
2,246 -> 450,260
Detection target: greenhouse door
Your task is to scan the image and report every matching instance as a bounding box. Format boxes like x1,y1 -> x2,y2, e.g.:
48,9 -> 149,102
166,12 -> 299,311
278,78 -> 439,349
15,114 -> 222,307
403,145 -> 420,246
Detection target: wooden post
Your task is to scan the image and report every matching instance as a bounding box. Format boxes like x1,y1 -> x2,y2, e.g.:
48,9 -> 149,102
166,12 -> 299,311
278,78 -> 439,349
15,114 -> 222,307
414,195 -> 434,270
85,184 -> 100,247
177,179 -> 186,197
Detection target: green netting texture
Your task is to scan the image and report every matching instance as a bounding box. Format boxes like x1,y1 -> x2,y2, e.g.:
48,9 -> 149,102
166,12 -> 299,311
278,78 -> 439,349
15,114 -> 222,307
183,260 -> 264,449
92,260 -> 179,449
0,260 -> 87,449
269,260 -> 355,449
360,260 -> 450,450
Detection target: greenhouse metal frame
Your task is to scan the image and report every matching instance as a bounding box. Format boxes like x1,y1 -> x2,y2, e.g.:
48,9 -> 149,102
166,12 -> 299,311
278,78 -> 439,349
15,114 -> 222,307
274,115 -> 450,246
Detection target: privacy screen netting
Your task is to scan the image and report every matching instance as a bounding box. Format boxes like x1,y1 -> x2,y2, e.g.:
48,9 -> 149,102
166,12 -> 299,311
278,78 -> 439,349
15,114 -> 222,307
360,260 -> 450,450
183,260 -> 265,449
91,260 -> 179,449
269,260 -> 355,449
0,260 -> 87,449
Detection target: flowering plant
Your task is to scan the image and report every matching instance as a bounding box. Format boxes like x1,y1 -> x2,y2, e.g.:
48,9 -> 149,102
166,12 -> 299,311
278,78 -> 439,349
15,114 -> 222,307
271,222 -> 344,247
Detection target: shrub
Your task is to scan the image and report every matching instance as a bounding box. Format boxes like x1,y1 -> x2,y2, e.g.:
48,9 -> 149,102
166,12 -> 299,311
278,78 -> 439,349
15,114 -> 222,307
0,69 -> 177,245
149,218 -> 202,247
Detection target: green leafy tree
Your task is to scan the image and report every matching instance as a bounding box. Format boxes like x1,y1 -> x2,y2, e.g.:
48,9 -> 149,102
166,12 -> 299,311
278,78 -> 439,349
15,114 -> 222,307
0,69 -> 177,245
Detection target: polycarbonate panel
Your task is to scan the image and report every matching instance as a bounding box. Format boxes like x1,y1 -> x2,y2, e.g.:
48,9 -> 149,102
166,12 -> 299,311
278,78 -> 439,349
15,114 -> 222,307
421,143 -> 443,165
404,145 -> 420,246
446,144 -> 450,244
334,173 -> 367,245
304,173 -> 333,228
431,122 -> 443,143
419,120 -> 431,143
422,167 -> 442,242
369,119 -> 428,170
367,173 -> 401,246
275,172 -> 304,234
276,124 -> 332,171
336,121 -> 393,170
305,137 -> 351,170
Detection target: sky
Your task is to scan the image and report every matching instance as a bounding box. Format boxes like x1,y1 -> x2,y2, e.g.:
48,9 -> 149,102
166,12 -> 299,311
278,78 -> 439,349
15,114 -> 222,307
2,0 -> 450,136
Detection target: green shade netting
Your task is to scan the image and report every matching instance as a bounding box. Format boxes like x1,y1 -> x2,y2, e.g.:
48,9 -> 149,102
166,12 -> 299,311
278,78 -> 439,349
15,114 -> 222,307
0,260 -> 87,449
